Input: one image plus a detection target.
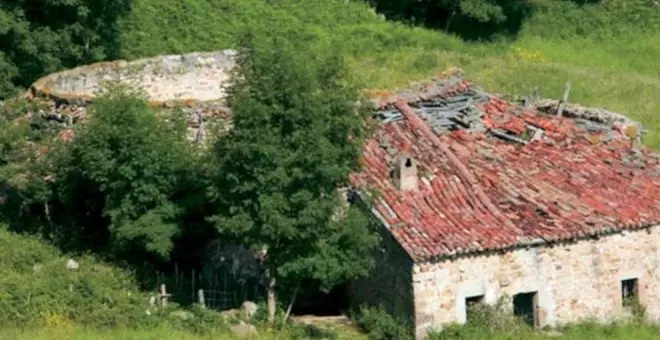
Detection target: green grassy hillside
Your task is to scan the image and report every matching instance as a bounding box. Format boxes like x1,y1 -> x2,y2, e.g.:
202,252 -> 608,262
117,0 -> 660,147
0,226 -> 365,339
0,226 -> 229,335
0,226 -> 148,328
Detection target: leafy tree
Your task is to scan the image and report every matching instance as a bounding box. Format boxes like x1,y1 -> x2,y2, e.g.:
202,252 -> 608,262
52,84 -> 200,259
442,0 -> 507,28
0,0 -> 132,98
367,0 -> 533,39
0,98 -> 61,234
210,32 -> 380,322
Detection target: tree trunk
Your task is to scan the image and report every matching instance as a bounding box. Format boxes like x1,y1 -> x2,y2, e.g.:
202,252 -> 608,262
445,10 -> 456,31
444,0 -> 459,31
283,281 -> 300,325
267,270 -> 277,323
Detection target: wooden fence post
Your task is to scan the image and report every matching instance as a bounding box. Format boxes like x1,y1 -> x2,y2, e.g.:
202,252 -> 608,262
159,284 -> 171,307
556,80 -> 572,117
198,289 -> 206,308
191,269 -> 196,304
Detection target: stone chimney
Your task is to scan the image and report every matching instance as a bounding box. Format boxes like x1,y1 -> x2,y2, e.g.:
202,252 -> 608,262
392,142 -> 419,192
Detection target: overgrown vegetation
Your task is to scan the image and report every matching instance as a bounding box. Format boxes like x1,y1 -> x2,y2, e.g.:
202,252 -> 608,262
429,298 -> 537,340
1,0 -> 660,338
0,22 -> 379,336
351,306 -> 413,340
349,301 -> 660,340
0,0 -> 131,98
426,300 -> 660,340
0,226 -> 221,332
0,85 -> 217,270
0,225 -> 366,338
51,84 -> 205,259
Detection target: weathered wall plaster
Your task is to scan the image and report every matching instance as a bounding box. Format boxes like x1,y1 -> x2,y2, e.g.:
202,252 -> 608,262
29,50 -> 237,143
31,50 -> 236,104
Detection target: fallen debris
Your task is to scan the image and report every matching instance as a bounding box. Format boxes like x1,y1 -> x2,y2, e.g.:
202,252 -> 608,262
535,98 -> 644,144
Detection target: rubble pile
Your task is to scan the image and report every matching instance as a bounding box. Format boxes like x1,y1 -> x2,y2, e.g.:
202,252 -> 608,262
22,97 -> 233,143
372,75 -> 648,147
534,98 -> 644,144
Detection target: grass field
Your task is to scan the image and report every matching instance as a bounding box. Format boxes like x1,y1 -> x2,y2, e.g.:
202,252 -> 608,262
0,324 -> 367,340
351,34 -> 660,147
437,322 -> 660,340
3,320 -> 660,340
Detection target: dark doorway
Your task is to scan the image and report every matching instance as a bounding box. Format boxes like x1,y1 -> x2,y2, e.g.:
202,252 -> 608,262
291,281 -> 348,316
465,295 -> 485,322
513,292 -> 538,327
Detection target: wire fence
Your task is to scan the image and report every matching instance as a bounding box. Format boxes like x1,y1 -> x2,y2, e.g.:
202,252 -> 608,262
150,264 -> 265,311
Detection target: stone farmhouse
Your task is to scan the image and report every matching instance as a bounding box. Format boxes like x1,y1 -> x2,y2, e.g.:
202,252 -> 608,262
347,74 -> 660,338
27,51 -> 660,338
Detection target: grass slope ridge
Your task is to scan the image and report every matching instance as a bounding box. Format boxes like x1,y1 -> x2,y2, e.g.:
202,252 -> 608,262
118,0 -> 660,148
0,226 -> 151,328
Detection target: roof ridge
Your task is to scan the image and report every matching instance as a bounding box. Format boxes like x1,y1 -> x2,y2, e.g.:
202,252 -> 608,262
394,98 -> 524,239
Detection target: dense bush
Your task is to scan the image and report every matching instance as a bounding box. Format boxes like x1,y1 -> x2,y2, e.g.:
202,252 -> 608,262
52,84 -> 202,259
428,298 -> 536,340
0,98 -> 63,235
351,306 -> 412,340
0,0 -> 132,98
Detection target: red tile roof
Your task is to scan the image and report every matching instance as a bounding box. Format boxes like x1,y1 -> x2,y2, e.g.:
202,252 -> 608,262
351,79 -> 660,262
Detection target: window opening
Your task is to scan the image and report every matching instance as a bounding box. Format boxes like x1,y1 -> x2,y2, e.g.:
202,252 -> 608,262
621,278 -> 639,307
465,295 -> 485,322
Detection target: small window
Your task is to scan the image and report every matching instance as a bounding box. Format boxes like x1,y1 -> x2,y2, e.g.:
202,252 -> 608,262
621,278 -> 639,307
465,295 -> 484,322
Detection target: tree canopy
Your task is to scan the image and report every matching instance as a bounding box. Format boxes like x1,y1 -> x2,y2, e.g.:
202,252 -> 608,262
210,32 -> 380,321
0,0 -> 131,98
51,85 -> 205,259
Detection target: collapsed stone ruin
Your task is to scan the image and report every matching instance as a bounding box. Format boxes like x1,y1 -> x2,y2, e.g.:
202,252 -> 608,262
27,50 -> 238,143
22,50 -> 647,148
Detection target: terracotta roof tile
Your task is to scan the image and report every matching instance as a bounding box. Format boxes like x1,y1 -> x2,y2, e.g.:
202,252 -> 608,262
351,79 -> 660,262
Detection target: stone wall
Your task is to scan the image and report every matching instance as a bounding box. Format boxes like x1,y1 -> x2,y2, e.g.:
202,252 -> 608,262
412,225 -> 660,338
27,50 -> 237,143
31,50 -> 236,104
347,222 -> 416,329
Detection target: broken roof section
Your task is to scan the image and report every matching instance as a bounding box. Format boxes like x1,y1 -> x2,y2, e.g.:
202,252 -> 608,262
352,73 -> 660,262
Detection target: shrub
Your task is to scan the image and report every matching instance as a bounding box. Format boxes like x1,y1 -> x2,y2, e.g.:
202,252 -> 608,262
351,305 -> 412,340
162,304 -> 231,335
428,297 -> 536,340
